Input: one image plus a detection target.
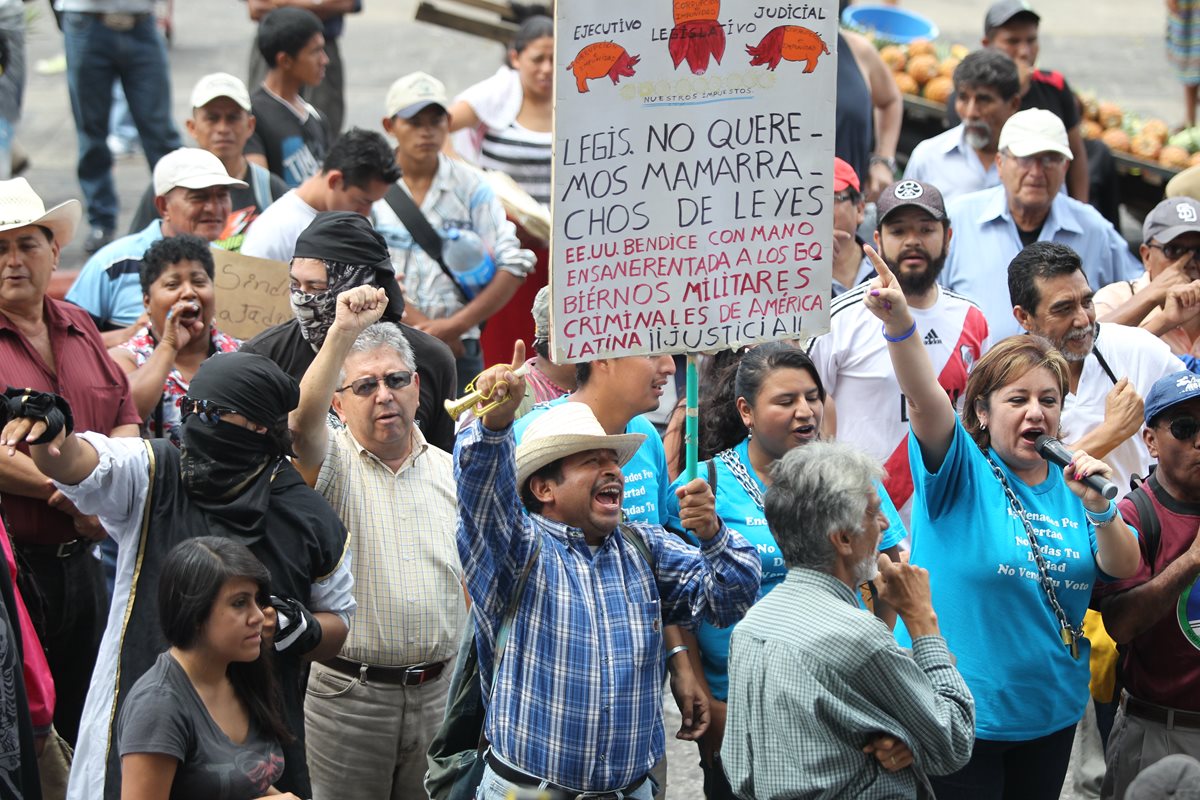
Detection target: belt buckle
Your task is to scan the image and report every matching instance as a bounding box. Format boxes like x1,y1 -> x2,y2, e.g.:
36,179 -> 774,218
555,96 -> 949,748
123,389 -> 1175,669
55,538 -> 81,558
101,13 -> 137,31
403,664 -> 427,686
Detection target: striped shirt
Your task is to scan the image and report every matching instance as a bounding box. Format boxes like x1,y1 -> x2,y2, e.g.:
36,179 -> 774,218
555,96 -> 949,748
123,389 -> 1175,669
454,420 -> 761,792
478,121 -> 552,207
317,423 -> 466,666
724,568 -> 975,799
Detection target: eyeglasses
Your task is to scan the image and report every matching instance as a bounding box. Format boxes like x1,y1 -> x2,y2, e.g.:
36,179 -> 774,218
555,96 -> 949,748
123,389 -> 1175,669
834,190 -> 857,204
1165,416 -> 1200,441
180,396 -> 242,426
1004,151 -> 1068,170
336,370 -> 414,397
1149,242 -> 1200,263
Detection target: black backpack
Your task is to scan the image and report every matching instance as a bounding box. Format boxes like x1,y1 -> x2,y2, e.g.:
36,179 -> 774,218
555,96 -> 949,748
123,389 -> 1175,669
425,524 -> 656,800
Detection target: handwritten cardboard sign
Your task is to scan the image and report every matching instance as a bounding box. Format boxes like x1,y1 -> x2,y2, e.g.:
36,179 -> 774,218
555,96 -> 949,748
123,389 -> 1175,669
211,250 -> 292,341
551,0 -> 835,362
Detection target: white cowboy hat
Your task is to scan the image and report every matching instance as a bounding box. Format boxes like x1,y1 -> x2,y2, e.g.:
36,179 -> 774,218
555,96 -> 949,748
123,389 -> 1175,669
516,402 -> 645,489
0,178 -> 81,245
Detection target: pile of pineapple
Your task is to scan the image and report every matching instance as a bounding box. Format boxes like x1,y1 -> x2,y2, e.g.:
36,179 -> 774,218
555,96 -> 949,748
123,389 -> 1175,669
879,39 -> 971,105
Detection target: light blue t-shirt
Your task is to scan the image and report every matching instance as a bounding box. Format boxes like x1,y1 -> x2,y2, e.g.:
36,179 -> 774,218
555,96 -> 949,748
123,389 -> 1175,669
665,437 -> 907,700
513,396 -> 671,525
900,417 -> 1116,740
65,220 -> 163,328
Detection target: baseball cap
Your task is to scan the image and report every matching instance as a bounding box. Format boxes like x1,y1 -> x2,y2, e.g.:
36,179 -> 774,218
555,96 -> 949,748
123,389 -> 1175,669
153,148 -> 248,197
833,158 -> 860,193
984,0 -> 1040,34
190,72 -> 252,112
1143,370 -> 1200,425
876,180 -> 947,225
998,108 -> 1073,160
1143,197 -> 1200,245
385,72 -> 448,120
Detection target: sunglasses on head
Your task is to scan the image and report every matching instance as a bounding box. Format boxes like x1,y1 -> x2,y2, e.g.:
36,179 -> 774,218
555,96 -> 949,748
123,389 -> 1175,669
180,396 -> 241,426
336,370 -> 414,397
1164,416 -> 1200,441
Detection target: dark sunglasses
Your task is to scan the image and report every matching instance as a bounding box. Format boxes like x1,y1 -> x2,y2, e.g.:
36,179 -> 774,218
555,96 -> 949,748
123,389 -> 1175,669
1149,242 -> 1200,263
336,370 -> 414,398
1164,416 -> 1200,441
180,396 -> 241,426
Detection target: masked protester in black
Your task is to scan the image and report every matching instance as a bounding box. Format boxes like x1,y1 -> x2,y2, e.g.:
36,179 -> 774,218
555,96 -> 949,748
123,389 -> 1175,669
0,352 -> 354,800
240,211 -> 459,452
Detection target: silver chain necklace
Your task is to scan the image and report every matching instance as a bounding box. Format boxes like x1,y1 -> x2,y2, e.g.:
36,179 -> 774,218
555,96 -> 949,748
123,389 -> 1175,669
717,447 -> 765,509
983,453 -> 1083,659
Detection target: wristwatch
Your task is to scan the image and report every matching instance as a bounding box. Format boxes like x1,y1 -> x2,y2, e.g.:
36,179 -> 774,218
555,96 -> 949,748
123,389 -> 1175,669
870,154 -> 897,173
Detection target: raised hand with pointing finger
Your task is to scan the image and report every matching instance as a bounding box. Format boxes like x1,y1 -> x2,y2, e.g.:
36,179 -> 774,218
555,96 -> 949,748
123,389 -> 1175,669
862,244 -> 916,339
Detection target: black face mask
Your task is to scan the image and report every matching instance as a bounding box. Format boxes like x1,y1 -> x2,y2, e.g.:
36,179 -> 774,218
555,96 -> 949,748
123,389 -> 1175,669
180,422 -> 272,499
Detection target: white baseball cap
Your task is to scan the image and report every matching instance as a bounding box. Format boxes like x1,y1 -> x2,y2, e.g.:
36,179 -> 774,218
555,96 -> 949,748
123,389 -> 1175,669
153,148 -> 248,197
190,72 -> 252,112
385,72 -> 448,120
998,108 -> 1073,160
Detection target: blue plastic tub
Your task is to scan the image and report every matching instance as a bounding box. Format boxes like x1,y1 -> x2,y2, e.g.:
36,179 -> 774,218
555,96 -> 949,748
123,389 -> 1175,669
840,5 -> 940,44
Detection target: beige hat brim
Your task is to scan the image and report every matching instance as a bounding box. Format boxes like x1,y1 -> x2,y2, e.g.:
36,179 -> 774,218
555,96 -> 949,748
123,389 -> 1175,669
0,198 -> 82,247
516,431 -> 646,490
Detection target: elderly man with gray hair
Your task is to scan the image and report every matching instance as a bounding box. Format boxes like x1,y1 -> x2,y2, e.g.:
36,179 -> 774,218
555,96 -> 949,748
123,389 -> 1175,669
722,441 -> 976,799
289,281 -> 464,799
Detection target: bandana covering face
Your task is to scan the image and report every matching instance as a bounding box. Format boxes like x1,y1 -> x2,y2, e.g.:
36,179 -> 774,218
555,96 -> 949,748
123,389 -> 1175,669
290,212 -> 405,346
179,352 -> 300,543
290,260 -> 377,348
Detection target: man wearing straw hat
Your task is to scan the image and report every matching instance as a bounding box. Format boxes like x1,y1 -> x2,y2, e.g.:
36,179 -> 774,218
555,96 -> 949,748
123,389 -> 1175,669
455,345 -> 761,800
0,177 -> 141,745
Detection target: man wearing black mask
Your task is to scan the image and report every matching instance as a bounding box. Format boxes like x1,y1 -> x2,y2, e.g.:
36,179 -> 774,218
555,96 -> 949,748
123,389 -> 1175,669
241,211 -> 458,451
0,351 -> 356,800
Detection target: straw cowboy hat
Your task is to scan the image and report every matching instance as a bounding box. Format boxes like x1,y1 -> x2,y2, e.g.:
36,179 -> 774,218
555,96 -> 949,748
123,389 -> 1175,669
515,402 -> 645,489
0,178 -> 81,246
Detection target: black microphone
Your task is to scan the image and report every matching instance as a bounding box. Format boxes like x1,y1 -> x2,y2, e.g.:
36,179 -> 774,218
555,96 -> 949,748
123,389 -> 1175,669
1034,435 -> 1118,500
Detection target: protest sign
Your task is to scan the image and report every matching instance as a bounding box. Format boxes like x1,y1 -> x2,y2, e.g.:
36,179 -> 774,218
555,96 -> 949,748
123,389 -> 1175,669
551,0 -> 836,362
211,249 -> 292,340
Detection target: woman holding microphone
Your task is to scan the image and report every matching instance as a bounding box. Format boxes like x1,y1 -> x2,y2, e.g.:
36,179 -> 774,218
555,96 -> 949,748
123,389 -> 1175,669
861,245 -> 1140,799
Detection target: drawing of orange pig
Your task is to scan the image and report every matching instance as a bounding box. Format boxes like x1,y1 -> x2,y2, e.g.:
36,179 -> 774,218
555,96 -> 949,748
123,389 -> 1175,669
567,41 -> 641,93
670,0 -> 725,75
746,25 -> 830,72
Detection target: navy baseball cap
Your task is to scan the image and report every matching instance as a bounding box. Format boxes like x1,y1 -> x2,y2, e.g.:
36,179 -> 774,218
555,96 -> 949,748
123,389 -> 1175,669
1144,370 -> 1200,425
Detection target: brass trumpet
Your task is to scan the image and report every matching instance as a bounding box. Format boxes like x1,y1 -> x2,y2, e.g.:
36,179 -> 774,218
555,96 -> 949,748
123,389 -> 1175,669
444,363 -> 530,419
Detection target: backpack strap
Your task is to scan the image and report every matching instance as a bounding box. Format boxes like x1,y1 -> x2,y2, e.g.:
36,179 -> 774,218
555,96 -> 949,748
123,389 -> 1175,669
1126,481 -> 1162,576
383,182 -> 470,303
618,522 -> 656,571
249,163 -> 273,212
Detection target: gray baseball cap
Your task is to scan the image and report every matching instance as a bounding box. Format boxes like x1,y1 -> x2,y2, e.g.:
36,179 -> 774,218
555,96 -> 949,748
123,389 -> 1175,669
876,180 -> 947,226
985,0 -> 1040,34
1143,197 -> 1200,244
1125,754 -> 1200,800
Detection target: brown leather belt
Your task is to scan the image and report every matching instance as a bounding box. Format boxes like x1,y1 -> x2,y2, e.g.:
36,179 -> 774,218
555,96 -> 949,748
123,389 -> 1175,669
325,656 -> 446,687
1123,694 -> 1200,730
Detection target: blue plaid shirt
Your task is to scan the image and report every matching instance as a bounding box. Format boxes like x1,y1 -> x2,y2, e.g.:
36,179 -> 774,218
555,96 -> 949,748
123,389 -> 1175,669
455,420 -> 761,792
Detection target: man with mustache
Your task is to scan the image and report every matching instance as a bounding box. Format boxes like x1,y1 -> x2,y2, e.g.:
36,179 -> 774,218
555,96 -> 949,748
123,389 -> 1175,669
455,353 -> 760,800
941,109 -> 1141,341
66,148 -> 247,348
904,50 -> 1021,202
808,179 -> 990,522
1009,241 -> 1183,495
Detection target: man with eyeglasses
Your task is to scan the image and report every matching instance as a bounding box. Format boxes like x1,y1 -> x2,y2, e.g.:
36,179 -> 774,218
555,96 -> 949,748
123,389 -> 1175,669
0,350 -> 355,800
1093,198 -> 1200,359
830,157 -> 878,297
241,210 -> 458,452
941,109 -> 1141,341
1093,370 -> 1200,799
287,282 -> 463,799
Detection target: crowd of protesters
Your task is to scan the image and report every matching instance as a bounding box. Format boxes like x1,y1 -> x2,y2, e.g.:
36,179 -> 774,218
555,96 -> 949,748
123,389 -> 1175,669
1,1 -> 1200,800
